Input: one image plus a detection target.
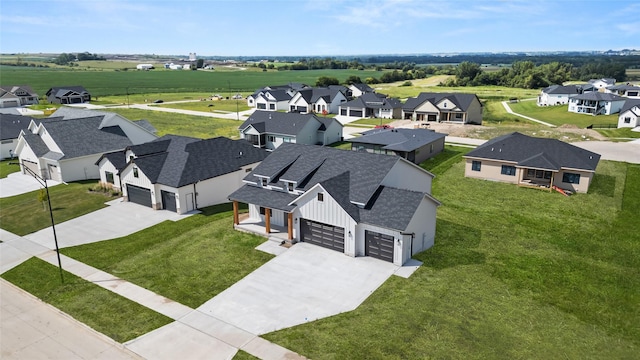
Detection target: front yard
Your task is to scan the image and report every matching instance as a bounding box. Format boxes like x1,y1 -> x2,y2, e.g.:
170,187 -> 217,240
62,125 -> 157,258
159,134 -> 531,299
0,159 -> 20,178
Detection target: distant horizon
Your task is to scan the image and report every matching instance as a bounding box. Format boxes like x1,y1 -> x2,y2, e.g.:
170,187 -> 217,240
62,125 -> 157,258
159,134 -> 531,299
1,0 -> 638,56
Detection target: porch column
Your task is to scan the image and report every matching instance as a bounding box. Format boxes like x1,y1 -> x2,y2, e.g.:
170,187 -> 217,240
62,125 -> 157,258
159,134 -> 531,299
550,173 -> 555,192
265,208 -> 271,234
232,201 -> 239,225
287,213 -> 293,240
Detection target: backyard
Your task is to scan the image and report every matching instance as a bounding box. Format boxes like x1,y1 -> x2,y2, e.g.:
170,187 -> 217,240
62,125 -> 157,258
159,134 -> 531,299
509,100 -> 619,128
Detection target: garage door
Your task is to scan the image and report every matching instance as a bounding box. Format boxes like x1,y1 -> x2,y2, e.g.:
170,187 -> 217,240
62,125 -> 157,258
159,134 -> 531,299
22,160 -> 39,177
126,184 -> 152,208
365,230 -> 394,262
300,219 -> 344,252
349,109 -> 363,117
161,190 -> 177,212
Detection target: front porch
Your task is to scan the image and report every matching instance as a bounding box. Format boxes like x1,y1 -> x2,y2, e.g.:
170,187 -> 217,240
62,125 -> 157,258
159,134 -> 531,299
232,201 -> 295,243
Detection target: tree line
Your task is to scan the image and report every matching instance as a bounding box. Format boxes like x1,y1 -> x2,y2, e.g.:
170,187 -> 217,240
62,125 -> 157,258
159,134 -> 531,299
52,52 -> 105,66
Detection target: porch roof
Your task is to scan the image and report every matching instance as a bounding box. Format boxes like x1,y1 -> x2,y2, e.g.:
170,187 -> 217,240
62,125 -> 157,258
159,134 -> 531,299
229,184 -> 297,212
517,152 -> 560,171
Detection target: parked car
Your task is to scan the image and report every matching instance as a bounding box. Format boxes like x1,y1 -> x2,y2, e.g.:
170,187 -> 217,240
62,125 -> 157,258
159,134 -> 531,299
153,99 -> 164,103
232,94 -> 243,99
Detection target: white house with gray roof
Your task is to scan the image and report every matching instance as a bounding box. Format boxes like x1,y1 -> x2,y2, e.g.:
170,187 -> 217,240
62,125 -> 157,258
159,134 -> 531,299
617,99 -> 640,128
402,92 -> 483,124
0,114 -> 34,159
537,84 -> 594,106
339,93 -> 402,119
348,128 -> 446,164
605,84 -> 640,99
288,87 -> 348,114
229,143 -> 441,266
15,108 -> 157,182
253,90 -> 292,111
238,111 -> 343,150
568,92 -> 626,115
97,135 -> 268,214
0,85 -> 39,108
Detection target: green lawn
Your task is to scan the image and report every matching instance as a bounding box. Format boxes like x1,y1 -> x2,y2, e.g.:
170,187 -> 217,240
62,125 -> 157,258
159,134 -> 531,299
349,118 -> 394,126
596,127 -> 640,140
60,204 -> 273,308
263,159 -> 640,359
509,101 -> 619,128
102,108 -> 242,139
0,159 -> 20,178
1,258 -> 173,342
0,181 -> 117,236
153,99 -> 250,112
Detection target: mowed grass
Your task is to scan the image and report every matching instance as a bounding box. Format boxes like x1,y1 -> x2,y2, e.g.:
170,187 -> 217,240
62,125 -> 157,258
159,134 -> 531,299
509,100 -> 619,128
102,108 -> 243,139
0,181 -> 117,236
60,204 -> 274,308
1,258 -> 173,342
0,159 -> 20,178
263,159 -> 640,359
153,99 -> 251,113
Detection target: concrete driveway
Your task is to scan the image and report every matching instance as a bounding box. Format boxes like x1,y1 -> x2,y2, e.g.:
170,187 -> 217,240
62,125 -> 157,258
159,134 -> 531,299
197,242 -> 399,335
0,172 -> 61,198
24,199 -> 192,249
572,140 -> 640,164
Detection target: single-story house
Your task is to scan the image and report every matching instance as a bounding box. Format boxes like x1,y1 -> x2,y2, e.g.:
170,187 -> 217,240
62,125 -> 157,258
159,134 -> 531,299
402,92 -> 483,124
238,110 -> 343,150
617,99 -> 640,128
97,135 -> 268,214
339,93 -> 402,119
253,90 -> 292,111
568,92 -> 626,115
348,128 -> 446,164
0,114 -> 33,159
463,132 -> 600,193
247,83 -> 309,107
0,85 -> 39,108
46,86 -> 91,104
537,84 -> 594,106
349,83 -> 375,98
15,108 -> 157,182
289,87 -> 348,114
606,84 -> 640,99
229,143 -> 441,266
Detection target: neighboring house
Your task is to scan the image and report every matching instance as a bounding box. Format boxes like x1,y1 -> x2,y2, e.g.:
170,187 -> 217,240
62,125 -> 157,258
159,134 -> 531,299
136,64 -> 154,70
463,132 -> 600,193
339,92 -> 402,119
228,143 -> 441,266
238,111 -> 343,150
606,84 -> 640,98
568,92 -> 626,115
0,114 -> 33,159
46,86 -> 91,104
402,92 -> 483,124
349,83 -> 375,98
253,90 -> 292,111
97,135 -> 268,214
0,85 -> 39,108
537,84 -> 594,106
247,83 -> 309,107
347,128 -> 446,164
589,78 -> 616,91
617,99 -> 640,128
15,108 -> 157,182
288,87 -> 348,114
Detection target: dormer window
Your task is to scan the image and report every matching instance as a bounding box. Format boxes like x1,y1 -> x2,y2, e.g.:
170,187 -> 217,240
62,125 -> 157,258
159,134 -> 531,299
261,178 -> 267,187
133,167 -> 139,178
287,182 -> 294,192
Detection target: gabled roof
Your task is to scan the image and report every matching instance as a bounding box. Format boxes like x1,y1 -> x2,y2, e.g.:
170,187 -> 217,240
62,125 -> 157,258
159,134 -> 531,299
46,86 -> 89,96
403,92 -> 481,112
0,85 -> 38,97
541,84 -> 582,95
126,135 -> 269,188
0,114 -> 34,140
239,110 -> 341,136
133,119 -> 157,134
607,84 -> 640,91
341,93 -> 400,110
348,128 -> 446,152
260,89 -> 292,102
350,83 -> 374,93
589,78 -> 616,85
570,92 -> 626,101
464,132 -> 600,172
620,99 -> 640,114
293,87 -> 346,105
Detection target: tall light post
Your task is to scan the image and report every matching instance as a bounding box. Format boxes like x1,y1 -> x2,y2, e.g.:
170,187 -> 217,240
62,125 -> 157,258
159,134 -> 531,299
228,80 -> 239,121
23,166 -> 64,283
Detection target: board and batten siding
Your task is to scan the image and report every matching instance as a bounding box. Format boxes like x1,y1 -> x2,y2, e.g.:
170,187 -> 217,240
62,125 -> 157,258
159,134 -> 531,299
382,160 -> 433,194
97,158 -> 121,188
404,197 -> 438,260
0,139 -> 18,160
120,165 -> 153,197
193,163 -> 260,211
355,223 -> 404,265
58,154 -> 101,182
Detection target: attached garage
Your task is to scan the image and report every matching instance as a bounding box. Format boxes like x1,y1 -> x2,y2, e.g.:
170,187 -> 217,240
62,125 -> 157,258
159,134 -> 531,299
349,109 -> 363,117
300,219 -> 344,252
126,184 -> 152,208
161,190 -> 177,212
21,160 -> 39,177
365,230 -> 394,262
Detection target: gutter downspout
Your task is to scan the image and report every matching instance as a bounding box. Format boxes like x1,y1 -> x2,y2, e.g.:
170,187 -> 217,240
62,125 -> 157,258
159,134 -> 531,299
193,182 -> 198,209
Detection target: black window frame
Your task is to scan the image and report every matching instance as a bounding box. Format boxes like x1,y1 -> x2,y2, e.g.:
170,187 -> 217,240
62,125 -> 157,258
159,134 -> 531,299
501,165 -> 516,176
562,172 -> 580,184
472,161 -> 481,172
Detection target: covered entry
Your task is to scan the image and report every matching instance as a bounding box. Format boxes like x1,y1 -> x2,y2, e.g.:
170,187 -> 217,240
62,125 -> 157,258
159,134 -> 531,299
300,219 -> 344,252
365,230 -> 394,262
127,184 -> 152,208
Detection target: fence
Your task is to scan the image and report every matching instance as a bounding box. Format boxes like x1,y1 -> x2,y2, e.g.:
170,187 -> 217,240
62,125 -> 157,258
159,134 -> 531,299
586,123 -> 617,129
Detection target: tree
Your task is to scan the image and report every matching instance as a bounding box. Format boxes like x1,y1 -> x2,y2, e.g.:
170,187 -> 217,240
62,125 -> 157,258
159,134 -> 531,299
316,76 -> 340,87
344,75 -> 362,85
455,61 -> 482,86
37,189 -> 48,211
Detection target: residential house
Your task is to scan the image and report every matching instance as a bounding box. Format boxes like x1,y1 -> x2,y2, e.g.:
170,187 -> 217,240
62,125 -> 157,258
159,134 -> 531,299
15,108 -> 157,182
97,135 -> 268,214
0,114 -> 33,159
228,143 -> 441,265
347,128 -> 446,164
238,111 -> 343,150
605,84 -> 640,99
349,83 -> 375,98
0,86 -> 39,108
247,83 -> 309,107
537,84 -> 594,106
589,78 -> 616,91
568,92 -> 626,115
402,92 -> 483,124
617,99 -> 640,128
463,132 -> 600,193
339,93 -> 402,119
288,87 -> 348,114
46,86 -> 91,104
253,90 -> 292,111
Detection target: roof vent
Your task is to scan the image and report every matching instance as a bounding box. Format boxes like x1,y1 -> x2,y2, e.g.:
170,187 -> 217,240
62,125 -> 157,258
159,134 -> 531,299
239,151 -> 243,156
491,147 -> 494,151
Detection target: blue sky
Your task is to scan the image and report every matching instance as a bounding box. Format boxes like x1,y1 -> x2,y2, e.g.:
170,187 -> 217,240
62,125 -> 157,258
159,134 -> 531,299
1,0 -> 638,56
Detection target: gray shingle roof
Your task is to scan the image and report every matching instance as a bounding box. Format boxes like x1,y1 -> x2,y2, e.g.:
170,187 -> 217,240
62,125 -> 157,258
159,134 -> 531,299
620,99 -> 640,113
0,114 -> 33,140
464,132 -> 600,172
541,84 -> 582,95
22,133 -> 50,157
350,83 -> 374,93
349,128 -> 446,152
402,92 -> 481,112
571,92 -> 626,101
360,186 -> 426,230
341,93 -> 400,110
239,111 -> 339,136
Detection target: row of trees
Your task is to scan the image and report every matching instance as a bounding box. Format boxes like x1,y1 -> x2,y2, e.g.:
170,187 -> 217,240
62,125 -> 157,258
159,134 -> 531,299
52,52 -> 104,65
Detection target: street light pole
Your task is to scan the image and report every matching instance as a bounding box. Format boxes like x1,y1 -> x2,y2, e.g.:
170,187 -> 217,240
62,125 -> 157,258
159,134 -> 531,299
23,166 -> 64,283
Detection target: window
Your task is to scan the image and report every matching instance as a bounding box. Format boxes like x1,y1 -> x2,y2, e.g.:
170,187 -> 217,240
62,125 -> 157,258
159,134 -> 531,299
133,167 -> 139,178
260,178 -> 267,187
455,113 -> 463,119
245,167 -> 252,173
628,91 -> 638,97
287,182 -> 294,192
317,192 -> 324,202
430,144 -> 434,153
257,103 -> 266,109
267,135 -> 276,142
129,155 -> 134,162
105,171 -> 114,184
283,137 -> 292,143
472,161 -> 481,172
562,172 -> 580,184
624,117 -> 631,124
501,165 -> 516,176
269,104 -> 275,110
259,207 -> 273,217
